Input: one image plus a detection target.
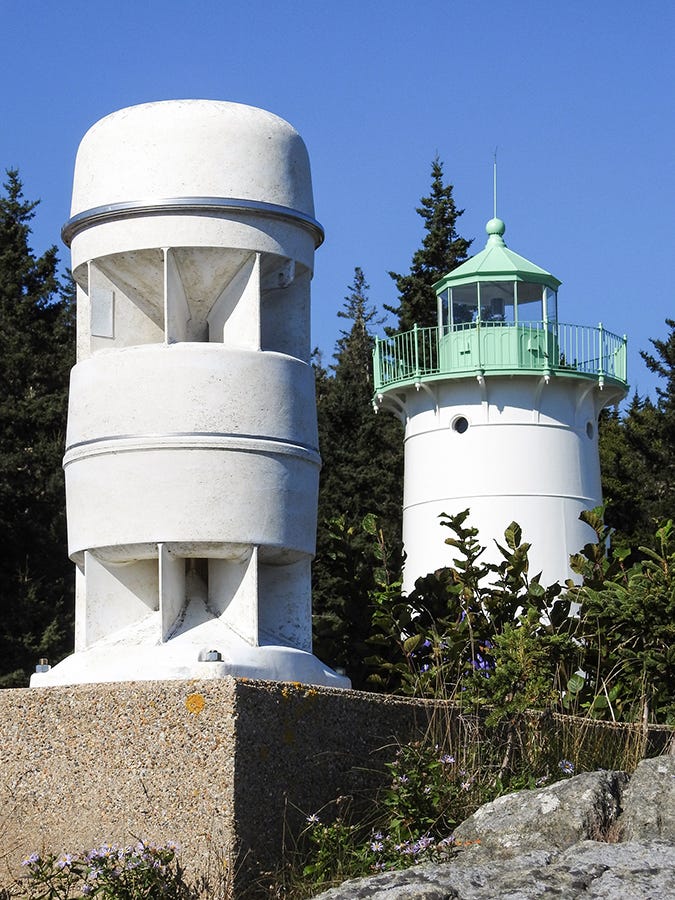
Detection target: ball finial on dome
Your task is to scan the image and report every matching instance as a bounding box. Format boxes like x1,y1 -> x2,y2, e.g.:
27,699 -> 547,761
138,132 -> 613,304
486,217 -> 506,236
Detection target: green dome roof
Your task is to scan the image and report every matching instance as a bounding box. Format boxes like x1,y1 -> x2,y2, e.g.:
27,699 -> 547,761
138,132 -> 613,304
434,219 -> 561,292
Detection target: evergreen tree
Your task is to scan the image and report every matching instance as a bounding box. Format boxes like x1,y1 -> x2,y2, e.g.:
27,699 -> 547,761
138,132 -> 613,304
313,268 -> 403,687
386,157 -> 472,332
599,396 -> 655,550
0,170 -> 75,686
318,268 -> 403,535
600,320 -> 675,550
640,319 -> 675,519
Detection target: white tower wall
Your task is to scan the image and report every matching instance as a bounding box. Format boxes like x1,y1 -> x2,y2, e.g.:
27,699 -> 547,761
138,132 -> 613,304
32,100 -> 348,688
399,375 -> 613,593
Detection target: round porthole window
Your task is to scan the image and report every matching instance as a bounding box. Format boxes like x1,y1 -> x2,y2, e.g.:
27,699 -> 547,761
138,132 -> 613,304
586,421 -> 594,439
452,416 -> 469,434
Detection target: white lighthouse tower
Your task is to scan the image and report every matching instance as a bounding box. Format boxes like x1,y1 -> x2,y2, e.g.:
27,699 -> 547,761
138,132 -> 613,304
32,100 -> 348,688
373,216 -> 628,593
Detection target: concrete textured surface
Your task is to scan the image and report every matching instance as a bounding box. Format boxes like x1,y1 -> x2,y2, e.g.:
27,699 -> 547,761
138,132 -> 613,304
0,678 -> 429,895
0,679 -> 237,888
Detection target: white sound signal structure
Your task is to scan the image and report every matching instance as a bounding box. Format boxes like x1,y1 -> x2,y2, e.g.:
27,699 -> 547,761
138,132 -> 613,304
32,100 -> 348,687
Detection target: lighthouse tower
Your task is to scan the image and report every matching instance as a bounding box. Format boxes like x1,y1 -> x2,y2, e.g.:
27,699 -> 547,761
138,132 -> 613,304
373,217 -> 628,593
32,100 -> 348,688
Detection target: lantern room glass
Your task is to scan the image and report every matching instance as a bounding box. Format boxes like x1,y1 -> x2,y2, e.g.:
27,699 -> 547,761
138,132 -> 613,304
439,288 -> 450,329
544,286 -> 558,324
478,281 -> 515,323
515,282 -> 543,323
438,280 -> 557,330
450,283 -> 478,326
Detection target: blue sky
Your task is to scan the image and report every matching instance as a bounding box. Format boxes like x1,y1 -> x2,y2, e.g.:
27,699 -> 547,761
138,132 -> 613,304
2,0 -> 673,399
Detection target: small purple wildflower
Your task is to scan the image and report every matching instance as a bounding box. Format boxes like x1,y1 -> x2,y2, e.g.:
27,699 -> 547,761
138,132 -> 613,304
439,754 -> 455,765
370,840 -> 384,852
306,813 -> 320,825
471,650 -> 493,677
21,853 -> 40,867
559,759 -> 575,775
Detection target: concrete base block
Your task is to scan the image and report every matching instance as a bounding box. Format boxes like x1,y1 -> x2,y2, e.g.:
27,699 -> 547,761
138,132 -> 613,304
0,679 -> 428,896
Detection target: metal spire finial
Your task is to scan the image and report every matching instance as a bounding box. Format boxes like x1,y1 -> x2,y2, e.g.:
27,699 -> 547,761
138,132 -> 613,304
493,147 -> 498,219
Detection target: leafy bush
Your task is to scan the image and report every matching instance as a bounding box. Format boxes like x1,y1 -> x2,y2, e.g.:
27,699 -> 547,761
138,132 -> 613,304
365,508 -> 674,726
366,510 -> 580,719
567,512 -> 675,724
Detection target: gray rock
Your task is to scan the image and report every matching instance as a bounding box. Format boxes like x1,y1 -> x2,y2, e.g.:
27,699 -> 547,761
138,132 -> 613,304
452,769 -> 628,854
309,756 -> 675,900
619,754 -> 675,842
311,841 -> 675,899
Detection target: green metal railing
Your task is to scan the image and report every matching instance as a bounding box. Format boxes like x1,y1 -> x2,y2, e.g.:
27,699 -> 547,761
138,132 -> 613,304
373,321 -> 627,392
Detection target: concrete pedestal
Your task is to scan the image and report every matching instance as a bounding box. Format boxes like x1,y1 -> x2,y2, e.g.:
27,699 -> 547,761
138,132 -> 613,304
0,679 -> 426,896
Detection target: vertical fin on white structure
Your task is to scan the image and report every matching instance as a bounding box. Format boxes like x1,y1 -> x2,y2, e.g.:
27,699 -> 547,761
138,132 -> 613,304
260,264 -> 311,362
209,548 -> 259,646
74,280 -> 93,361
259,558 -> 312,651
207,252 -> 260,348
81,552 -> 158,649
159,543 -> 187,641
74,562 -> 87,652
164,248 -> 191,343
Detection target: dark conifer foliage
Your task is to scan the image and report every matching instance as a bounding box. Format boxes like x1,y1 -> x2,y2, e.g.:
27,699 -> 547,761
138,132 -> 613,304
0,171 -> 75,686
386,157 -> 472,332
598,399 -> 651,549
313,268 -> 403,687
640,319 -> 675,509
600,319 -> 675,550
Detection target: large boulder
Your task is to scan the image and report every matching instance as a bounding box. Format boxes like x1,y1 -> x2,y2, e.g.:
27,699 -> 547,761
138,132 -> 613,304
619,754 -> 675,842
310,840 -> 675,899
310,755 -> 675,900
452,769 -> 628,853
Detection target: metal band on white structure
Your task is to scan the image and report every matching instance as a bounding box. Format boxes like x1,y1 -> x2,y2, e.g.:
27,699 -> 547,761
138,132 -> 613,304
62,197 -> 325,248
